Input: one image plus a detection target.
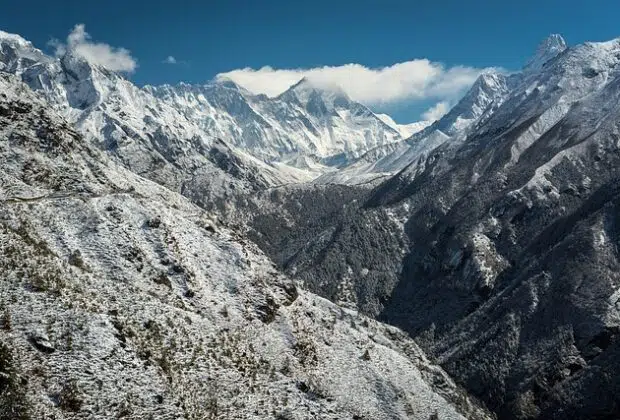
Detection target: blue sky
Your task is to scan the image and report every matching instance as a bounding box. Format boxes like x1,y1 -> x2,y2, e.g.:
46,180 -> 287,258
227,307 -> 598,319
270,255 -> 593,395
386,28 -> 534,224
1,0 -> 619,122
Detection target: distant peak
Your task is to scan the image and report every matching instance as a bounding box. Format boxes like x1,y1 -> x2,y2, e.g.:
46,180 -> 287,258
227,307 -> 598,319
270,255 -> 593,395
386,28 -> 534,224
146,78 -> 253,100
59,49 -> 119,80
285,77 -> 321,96
290,77 -> 346,94
457,70 -> 508,104
0,29 -> 50,66
474,70 -> 503,87
541,34 -> 567,50
0,30 -> 30,46
60,50 -> 94,74
213,76 -> 241,89
289,76 -> 309,90
525,34 -> 567,71
281,76 -> 351,105
209,77 -> 254,97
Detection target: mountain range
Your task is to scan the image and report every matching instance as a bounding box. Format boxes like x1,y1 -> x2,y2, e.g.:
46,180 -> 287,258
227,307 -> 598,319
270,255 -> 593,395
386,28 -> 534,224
2,27 -> 620,420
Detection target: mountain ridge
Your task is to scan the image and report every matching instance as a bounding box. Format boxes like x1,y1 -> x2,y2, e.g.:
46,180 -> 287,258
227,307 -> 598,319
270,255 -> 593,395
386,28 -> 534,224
0,68 -> 492,420
219,33 -> 620,419
5,27 -> 620,420
0,29 -> 423,175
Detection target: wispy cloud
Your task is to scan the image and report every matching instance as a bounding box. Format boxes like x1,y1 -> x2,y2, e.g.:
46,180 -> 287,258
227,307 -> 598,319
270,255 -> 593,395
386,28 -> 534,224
422,101 -> 450,121
217,61 -> 495,106
162,55 -> 190,66
51,24 -> 137,73
163,55 -> 177,64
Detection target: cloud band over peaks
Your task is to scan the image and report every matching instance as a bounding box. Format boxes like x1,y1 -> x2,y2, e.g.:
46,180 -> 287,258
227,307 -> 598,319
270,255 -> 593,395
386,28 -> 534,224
216,60 -> 492,106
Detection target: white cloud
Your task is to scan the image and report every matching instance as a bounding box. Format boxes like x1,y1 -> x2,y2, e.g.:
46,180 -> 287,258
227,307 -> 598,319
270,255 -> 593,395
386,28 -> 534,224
52,24 -> 137,73
422,101 -> 450,121
216,61 -> 494,106
163,56 -> 177,64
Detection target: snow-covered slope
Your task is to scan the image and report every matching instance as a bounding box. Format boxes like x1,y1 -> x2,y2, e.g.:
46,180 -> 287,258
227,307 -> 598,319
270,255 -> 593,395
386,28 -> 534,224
252,34 -> 620,419
0,72 -> 492,419
317,35 -> 566,185
365,35 -> 620,419
0,30 -> 297,206
146,77 -> 408,164
6,23 -> 620,420
376,113 -> 432,138
316,69 -> 515,184
0,29 -> 431,193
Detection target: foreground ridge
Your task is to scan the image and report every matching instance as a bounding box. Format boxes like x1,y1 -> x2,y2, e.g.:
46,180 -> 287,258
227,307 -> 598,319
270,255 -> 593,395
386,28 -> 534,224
0,73 -> 490,419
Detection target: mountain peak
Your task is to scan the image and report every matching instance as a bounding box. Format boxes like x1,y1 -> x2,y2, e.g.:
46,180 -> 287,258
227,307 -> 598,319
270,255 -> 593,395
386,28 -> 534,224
525,34 -> 567,71
207,77 -> 255,98
289,76 -> 309,90
541,33 -> 567,50
0,30 -> 30,46
472,71 -> 505,91
280,77 -> 351,108
284,77 -> 317,98
292,77 -> 347,95
0,30 -> 51,74
425,69 -> 512,137
212,76 -> 244,90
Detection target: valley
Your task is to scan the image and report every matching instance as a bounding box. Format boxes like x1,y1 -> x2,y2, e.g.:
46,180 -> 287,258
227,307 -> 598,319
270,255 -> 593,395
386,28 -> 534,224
2,28 -> 620,419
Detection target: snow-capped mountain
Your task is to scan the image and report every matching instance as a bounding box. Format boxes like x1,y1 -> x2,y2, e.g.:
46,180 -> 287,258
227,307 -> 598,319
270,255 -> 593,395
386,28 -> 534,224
317,35 -> 566,185
524,33 -> 567,72
0,69 -> 494,420
315,69 -> 516,184
238,34 -> 620,419
0,29 -> 429,203
376,113 -> 432,138
7,22 -> 620,420
1,31 -> 303,205
369,34 -> 620,419
146,76 -> 408,165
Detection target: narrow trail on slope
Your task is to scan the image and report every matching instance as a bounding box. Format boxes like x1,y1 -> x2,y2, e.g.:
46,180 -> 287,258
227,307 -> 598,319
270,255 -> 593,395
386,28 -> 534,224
1,189 -> 141,205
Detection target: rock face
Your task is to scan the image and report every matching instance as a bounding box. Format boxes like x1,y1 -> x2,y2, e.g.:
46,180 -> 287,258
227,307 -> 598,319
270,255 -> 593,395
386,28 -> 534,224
0,73 -> 491,419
